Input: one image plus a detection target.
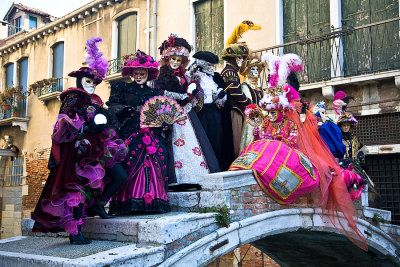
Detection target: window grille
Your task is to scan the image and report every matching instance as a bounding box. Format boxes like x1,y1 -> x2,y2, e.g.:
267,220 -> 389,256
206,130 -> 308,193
353,113 -> 400,145
366,154 -> 400,225
4,156 -> 23,186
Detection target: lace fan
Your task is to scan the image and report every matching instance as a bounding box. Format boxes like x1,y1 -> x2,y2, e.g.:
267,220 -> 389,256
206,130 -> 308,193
140,96 -> 186,128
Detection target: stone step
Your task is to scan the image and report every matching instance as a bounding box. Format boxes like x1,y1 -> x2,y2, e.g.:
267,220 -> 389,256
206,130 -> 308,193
23,212 -> 218,244
0,236 -> 164,267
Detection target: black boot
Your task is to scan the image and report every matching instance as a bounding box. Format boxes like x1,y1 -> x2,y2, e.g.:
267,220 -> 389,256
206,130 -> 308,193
91,200 -> 115,219
69,226 -> 91,245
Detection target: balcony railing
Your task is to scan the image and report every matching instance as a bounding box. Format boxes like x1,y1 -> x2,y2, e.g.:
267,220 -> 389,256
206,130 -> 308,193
0,100 -> 26,120
7,24 -> 22,37
36,77 -> 64,97
253,17 -> 400,86
107,57 -> 124,76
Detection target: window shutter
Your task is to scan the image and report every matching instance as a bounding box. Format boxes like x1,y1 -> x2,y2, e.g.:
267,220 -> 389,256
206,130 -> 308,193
195,0 -> 224,59
118,14 -> 137,58
53,42 -> 64,80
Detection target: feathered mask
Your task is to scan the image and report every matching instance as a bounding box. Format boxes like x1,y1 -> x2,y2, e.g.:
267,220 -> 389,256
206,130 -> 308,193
85,37 -> 109,82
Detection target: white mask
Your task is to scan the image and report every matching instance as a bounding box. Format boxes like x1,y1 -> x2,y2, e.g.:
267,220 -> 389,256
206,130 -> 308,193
268,110 -> 277,122
249,66 -> 259,78
82,77 -> 96,95
236,57 -> 244,68
169,55 -> 183,70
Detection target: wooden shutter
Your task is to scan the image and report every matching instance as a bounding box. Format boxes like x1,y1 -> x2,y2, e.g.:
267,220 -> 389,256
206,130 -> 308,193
194,0 -> 224,59
342,0 -> 399,76
283,0 -> 330,83
52,42 -> 64,79
18,58 -> 28,117
118,13 -> 137,58
5,63 -> 14,87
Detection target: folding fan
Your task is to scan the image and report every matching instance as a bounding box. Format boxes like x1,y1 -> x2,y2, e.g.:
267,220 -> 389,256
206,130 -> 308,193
140,96 -> 186,128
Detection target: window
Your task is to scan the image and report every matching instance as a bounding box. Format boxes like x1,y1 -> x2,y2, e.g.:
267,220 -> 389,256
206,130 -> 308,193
17,58 -> 28,117
341,0 -> 399,76
52,41 -> 64,87
4,156 -> 23,186
5,63 -> 14,88
194,0 -> 224,59
14,16 -> 21,33
29,16 -> 37,29
283,0 -> 331,83
117,13 -> 137,57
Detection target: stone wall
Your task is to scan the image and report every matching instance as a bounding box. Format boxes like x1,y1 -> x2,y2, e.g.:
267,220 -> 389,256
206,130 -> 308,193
22,148 -> 51,218
0,186 -> 22,239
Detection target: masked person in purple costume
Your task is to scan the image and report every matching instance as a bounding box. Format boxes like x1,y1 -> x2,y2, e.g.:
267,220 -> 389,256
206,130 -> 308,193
31,37 -> 128,244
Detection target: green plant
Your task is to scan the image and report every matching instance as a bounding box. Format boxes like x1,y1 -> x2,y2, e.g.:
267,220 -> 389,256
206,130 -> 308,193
198,204 -> 230,228
372,214 -> 386,224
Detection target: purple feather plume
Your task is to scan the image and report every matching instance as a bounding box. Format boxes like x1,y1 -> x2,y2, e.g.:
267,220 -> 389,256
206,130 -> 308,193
85,37 -> 109,80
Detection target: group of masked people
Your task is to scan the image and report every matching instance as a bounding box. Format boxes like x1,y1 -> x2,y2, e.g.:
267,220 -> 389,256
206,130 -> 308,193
31,21 -> 370,250
30,26 -> 264,244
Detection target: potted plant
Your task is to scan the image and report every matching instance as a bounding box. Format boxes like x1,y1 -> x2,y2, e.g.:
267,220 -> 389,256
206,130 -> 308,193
2,87 -> 14,110
12,105 -> 21,117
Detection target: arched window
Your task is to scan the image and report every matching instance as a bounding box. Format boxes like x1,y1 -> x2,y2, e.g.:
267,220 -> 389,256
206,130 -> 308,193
117,13 -> 137,57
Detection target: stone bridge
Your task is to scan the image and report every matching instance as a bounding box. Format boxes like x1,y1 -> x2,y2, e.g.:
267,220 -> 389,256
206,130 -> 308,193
0,170 -> 399,266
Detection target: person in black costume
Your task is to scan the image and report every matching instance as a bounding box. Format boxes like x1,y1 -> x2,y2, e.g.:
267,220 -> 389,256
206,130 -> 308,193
107,51 -> 171,214
187,51 -> 235,171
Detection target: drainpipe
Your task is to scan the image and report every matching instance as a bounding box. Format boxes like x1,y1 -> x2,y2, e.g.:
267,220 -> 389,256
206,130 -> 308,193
146,0 -> 150,54
153,0 -> 157,59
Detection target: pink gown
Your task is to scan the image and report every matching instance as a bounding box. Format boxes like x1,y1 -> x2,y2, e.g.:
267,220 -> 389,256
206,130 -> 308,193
229,118 -> 320,204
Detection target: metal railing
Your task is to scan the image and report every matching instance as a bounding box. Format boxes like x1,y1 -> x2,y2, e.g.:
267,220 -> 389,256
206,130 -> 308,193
36,77 -> 64,97
7,24 -> 22,37
253,17 -> 400,86
0,100 -> 26,120
107,57 -> 124,76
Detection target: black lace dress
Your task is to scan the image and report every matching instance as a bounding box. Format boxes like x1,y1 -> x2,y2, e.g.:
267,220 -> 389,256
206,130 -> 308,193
107,81 -> 171,214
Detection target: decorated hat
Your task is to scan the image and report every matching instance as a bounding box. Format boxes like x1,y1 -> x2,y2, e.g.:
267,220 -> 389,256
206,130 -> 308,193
240,59 -> 264,76
159,34 -> 191,67
337,112 -> 358,126
68,37 -> 108,85
68,67 -> 103,85
122,50 -> 159,81
222,20 -> 261,61
258,52 -> 303,112
192,51 -> 219,64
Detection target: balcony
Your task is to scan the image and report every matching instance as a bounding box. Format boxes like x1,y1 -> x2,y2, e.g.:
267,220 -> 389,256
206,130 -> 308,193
0,100 -> 28,131
7,24 -> 22,37
105,57 -> 124,82
254,17 -> 400,97
35,77 -> 64,103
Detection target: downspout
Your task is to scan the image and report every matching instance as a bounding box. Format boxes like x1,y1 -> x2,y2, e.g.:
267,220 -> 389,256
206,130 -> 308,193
153,0 -> 157,59
146,0 -> 150,54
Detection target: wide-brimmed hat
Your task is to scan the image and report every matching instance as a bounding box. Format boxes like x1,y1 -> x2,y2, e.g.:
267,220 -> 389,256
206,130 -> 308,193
122,50 -> 159,81
68,67 -> 103,85
159,34 -> 191,67
240,59 -> 264,76
337,112 -> 358,126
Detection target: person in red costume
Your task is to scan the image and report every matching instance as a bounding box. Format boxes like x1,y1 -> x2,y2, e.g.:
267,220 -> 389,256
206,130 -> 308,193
31,37 -> 128,245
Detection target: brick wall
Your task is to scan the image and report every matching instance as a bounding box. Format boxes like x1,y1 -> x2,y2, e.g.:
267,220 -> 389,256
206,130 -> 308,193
240,244 -> 280,267
230,184 -> 313,222
22,148 -> 51,217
